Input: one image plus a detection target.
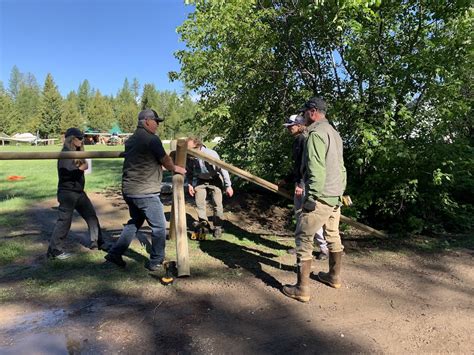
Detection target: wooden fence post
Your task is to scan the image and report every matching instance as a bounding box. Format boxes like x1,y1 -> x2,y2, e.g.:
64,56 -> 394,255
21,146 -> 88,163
172,139 -> 190,276
169,140 -> 178,242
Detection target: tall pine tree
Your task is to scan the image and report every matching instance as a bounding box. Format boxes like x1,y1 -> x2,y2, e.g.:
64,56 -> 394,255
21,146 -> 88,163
61,92 -> 85,132
140,84 -> 159,110
87,90 -> 114,131
77,79 -> 91,116
15,76 -> 41,132
36,73 -> 63,138
8,65 -> 22,100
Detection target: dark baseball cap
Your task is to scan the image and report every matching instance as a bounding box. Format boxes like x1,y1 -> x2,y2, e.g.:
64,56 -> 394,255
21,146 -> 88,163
65,127 -> 83,139
299,97 -> 327,113
138,109 -> 164,122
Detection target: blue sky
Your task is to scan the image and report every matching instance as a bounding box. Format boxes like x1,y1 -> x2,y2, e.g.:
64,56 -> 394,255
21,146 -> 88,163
0,0 -> 193,97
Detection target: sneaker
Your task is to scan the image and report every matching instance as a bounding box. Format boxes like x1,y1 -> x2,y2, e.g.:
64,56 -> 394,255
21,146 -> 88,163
47,248 -> 72,260
104,253 -> 126,268
145,261 -> 163,272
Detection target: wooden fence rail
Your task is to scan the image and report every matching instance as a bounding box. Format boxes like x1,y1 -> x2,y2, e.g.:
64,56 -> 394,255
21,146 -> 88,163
187,148 -> 387,238
0,149 -> 387,238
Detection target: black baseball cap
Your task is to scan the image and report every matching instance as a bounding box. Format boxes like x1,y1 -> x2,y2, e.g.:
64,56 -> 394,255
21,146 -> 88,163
299,97 -> 327,113
138,109 -> 164,122
65,127 -> 83,139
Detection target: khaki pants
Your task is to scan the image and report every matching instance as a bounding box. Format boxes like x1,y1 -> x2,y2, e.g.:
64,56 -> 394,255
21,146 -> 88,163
295,201 -> 343,261
195,182 -> 223,225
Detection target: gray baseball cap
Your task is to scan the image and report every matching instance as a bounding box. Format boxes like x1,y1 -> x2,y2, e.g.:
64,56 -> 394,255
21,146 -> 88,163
138,109 -> 164,122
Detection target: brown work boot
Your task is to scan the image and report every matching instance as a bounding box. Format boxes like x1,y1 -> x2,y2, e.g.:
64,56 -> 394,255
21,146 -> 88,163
317,251 -> 342,288
282,259 -> 312,302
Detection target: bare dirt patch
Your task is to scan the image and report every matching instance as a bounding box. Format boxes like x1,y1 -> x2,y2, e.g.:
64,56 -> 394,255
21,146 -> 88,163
0,190 -> 473,354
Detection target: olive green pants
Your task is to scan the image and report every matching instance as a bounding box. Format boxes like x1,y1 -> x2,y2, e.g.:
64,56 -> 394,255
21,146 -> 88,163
295,201 -> 343,261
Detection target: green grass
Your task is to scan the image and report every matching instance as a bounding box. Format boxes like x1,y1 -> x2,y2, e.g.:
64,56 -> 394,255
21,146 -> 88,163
0,239 -> 27,265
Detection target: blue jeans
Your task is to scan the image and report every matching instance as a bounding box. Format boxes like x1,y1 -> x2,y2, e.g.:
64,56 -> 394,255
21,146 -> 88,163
109,195 -> 166,264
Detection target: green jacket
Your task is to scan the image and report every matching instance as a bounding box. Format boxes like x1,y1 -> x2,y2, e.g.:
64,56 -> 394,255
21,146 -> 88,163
304,118 -> 346,206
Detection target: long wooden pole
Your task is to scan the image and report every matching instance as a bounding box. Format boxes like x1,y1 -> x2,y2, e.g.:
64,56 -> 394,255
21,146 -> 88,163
0,151 -> 124,160
0,149 -> 386,237
188,148 -> 387,238
173,139 -> 190,276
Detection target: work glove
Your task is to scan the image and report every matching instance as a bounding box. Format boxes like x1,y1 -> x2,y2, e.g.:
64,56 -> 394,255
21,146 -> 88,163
302,199 -> 316,213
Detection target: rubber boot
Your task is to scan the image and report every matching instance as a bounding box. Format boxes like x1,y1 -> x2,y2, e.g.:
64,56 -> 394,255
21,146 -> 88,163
282,259 -> 312,302
317,251 -> 342,288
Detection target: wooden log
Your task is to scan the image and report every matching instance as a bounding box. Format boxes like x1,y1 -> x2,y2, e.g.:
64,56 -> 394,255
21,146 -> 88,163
0,151 -> 124,160
172,139 -> 190,276
188,148 -> 387,238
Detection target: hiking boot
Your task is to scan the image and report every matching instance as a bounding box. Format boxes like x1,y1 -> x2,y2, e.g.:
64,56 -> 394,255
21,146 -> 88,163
317,251 -> 342,288
47,248 -> 72,260
145,260 -> 163,272
104,253 -> 126,268
213,227 -> 222,239
282,259 -> 312,302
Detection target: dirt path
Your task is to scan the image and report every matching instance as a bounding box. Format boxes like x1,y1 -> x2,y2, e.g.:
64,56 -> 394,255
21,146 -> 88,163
0,192 -> 472,354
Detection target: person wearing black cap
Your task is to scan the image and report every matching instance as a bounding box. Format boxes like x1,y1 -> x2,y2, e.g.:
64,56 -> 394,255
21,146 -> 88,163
47,127 -> 105,259
105,109 -> 186,270
279,114 -> 329,261
282,97 -> 346,302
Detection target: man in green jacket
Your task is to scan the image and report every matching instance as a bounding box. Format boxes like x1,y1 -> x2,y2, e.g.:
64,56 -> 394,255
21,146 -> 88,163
283,97 -> 347,302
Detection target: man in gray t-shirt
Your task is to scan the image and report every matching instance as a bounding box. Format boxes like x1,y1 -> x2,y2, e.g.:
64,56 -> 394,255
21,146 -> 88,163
105,110 -> 186,270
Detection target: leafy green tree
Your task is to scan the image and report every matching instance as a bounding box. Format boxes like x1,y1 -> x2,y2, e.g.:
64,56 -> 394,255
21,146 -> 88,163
35,73 -> 63,138
175,0 -> 473,233
87,90 -> 114,131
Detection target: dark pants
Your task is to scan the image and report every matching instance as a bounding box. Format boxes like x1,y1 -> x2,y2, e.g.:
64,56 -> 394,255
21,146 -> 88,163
49,190 -> 102,251
109,195 -> 166,264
